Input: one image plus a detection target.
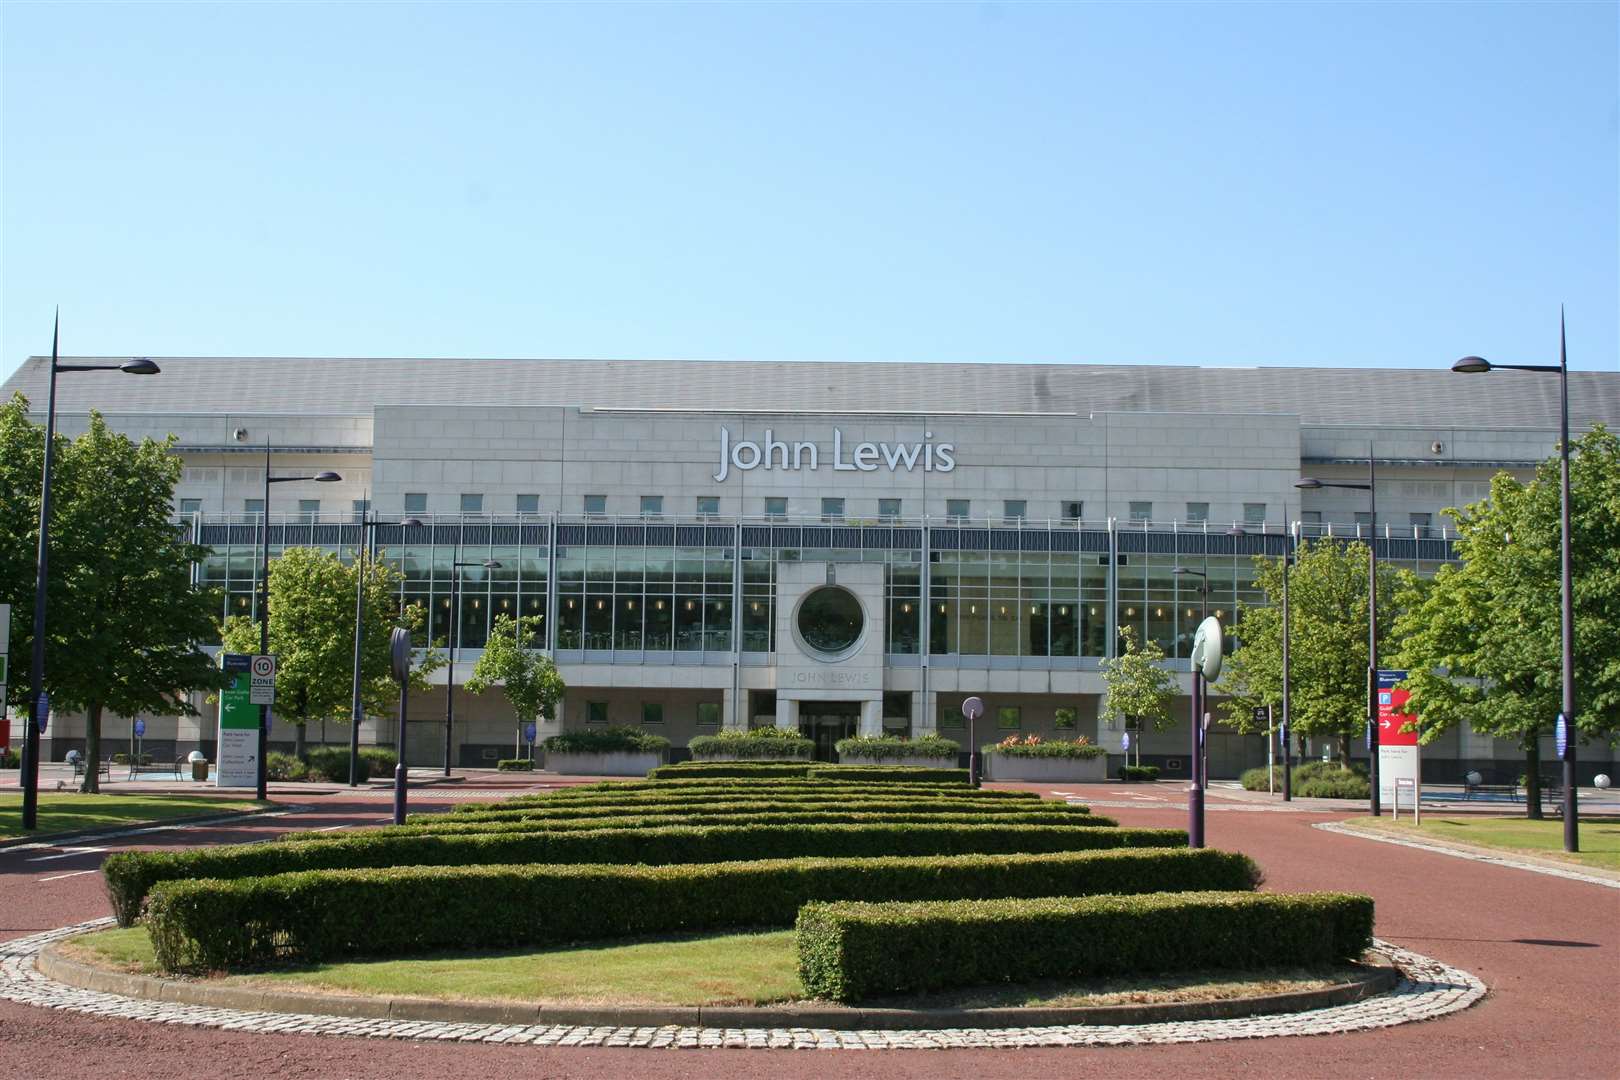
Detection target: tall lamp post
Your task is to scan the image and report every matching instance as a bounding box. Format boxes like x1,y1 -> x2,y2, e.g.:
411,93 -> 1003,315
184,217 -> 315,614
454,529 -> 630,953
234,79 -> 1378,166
1452,312 -> 1578,852
1228,519 -> 1293,800
1295,451 -> 1380,816
255,448 -> 340,800
347,507 -> 421,786
1171,566 -> 1211,795
20,320 -> 160,829
443,556 -> 502,776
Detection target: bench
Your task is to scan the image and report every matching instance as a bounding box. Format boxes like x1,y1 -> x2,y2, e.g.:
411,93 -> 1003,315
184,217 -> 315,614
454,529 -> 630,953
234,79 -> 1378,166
70,757 -> 112,782
1539,778 -> 1565,817
1462,779 -> 1519,802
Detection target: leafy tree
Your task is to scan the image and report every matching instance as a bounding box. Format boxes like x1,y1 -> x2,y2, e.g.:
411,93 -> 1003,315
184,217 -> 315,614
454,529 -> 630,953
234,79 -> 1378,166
465,613 -> 567,752
1101,625 -> 1178,762
220,546 -> 438,757
1393,425 -> 1620,816
1216,539 -> 1402,763
0,397 -> 225,792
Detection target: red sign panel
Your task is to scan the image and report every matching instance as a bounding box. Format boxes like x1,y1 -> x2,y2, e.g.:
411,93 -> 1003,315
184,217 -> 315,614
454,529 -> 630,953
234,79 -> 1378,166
1377,684 -> 1419,746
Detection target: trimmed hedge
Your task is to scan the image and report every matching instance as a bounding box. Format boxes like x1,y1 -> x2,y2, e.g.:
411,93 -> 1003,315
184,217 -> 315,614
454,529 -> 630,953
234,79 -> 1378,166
544,726 -> 671,754
1120,765 -> 1160,782
496,759 -> 534,771
833,735 -> 960,762
469,780 -> 1040,810
265,752 -> 307,781
105,822 -> 1185,926
648,763 -> 814,779
144,847 -> 1260,971
1240,761 -> 1368,792
795,890 -> 1374,1002
806,766 -> 968,784
687,729 -> 815,761
433,796 -> 1090,826
302,748 -> 370,783
359,748 -> 398,775
982,737 -> 1107,759
287,809 -> 1119,841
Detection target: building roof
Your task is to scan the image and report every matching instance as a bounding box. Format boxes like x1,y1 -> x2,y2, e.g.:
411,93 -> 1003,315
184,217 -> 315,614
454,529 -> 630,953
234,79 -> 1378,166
4,355 -> 1617,429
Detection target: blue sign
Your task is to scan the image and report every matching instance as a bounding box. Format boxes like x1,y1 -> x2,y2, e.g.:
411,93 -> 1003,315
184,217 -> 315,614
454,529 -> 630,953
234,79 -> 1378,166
134,719 -> 146,738
35,691 -> 49,734
524,722 -> 537,744
1121,732 -> 1130,752
221,652 -> 252,673
1555,713 -> 1568,760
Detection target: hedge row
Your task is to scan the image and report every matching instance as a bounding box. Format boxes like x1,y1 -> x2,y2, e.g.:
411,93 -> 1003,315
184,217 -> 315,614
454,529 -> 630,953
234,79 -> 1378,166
807,766 -> 969,784
644,763 -> 969,784
795,890 -> 1374,1002
648,763 -> 815,779
458,782 -> 1040,813
287,809 -> 1119,842
832,735 -> 960,761
1120,766 -> 1160,782
144,847 -> 1259,971
105,822 -> 1184,925
491,775 -> 1034,796
435,794 -> 1074,825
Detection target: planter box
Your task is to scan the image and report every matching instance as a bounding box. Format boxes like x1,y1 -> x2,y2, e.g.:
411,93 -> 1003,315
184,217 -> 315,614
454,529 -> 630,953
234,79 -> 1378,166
544,751 -> 664,777
983,754 -> 1107,782
837,755 -> 957,769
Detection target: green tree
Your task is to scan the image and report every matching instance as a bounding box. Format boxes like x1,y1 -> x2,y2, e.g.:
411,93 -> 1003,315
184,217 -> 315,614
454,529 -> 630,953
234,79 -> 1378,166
220,546 -> 437,758
465,613 -> 567,753
1393,425 -> 1620,816
1101,625 -> 1178,762
0,397 -> 225,793
1216,539 -> 1402,763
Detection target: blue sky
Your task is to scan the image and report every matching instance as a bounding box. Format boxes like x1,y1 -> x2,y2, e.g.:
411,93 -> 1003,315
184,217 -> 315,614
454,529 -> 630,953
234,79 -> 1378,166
3,2 -> 1615,380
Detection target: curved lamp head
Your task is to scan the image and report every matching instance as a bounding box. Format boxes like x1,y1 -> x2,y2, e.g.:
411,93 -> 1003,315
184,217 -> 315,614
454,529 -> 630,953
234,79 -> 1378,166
483,559 -> 503,570
1452,356 -> 1492,374
121,358 -> 161,375
1226,525 -> 1247,537
399,516 -> 423,528
312,471 -> 342,483
1294,478 -> 1323,490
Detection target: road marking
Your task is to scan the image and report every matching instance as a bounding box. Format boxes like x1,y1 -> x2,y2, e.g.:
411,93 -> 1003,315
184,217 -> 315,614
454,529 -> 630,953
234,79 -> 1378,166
0,805 -> 306,855
37,869 -> 98,883
26,846 -> 107,863
312,824 -> 351,832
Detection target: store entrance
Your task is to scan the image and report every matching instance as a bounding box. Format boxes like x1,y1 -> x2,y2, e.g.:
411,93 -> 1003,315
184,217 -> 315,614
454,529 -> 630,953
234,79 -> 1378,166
798,701 -> 862,762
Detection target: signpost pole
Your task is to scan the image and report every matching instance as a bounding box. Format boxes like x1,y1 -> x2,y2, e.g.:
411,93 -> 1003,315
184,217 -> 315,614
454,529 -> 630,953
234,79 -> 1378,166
961,697 -> 984,789
390,628 -> 412,826
1188,670 -> 1204,848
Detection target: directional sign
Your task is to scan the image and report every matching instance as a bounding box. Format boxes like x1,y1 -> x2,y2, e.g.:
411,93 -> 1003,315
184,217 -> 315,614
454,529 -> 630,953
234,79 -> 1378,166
217,653 -> 258,789
1555,713 -> 1568,760
249,654 -> 277,705
524,722 -> 537,744
1121,732 -> 1130,752
133,719 -> 146,738
35,691 -> 49,734
1377,669 -> 1420,804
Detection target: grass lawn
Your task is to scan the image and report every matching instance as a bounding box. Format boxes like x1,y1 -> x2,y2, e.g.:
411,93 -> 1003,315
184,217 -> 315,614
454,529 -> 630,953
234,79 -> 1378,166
67,927 -> 1352,1009
1351,814 -> 1620,872
0,793 -> 265,841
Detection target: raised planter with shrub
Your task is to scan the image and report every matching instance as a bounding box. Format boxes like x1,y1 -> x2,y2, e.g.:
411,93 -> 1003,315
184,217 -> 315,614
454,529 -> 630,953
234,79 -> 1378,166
104,821 -> 1186,925
543,726 -> 669,777
833,735 -> 960,768
303,748 -> 370,783
688,728 -> 814,761
142,846 -> 1259,971
1120,765 -> 1160,782
982,736 -> 1108,782
795,890 -> 1374,1002
1240,761 -> 1370,799
496,759 -> 534,772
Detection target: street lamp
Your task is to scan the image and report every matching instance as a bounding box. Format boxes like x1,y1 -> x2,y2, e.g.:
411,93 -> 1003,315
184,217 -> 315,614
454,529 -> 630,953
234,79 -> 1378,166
1171,566 -> 1213,795
255,447 -> 340,800
1296,451 -> 1380,816
21,314 -> 160,830
1228,521 -> 1292,801
1452,312 -> 1579,852
347,508 -> 422,786
444,555 -> 502,776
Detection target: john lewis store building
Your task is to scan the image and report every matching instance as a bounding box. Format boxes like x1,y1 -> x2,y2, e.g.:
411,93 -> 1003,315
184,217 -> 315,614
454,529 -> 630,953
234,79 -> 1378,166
7,357 -> 1618,779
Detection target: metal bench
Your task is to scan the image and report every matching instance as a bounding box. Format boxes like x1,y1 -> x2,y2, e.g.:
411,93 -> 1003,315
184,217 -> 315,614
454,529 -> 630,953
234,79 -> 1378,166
1462,779 -> 1519,801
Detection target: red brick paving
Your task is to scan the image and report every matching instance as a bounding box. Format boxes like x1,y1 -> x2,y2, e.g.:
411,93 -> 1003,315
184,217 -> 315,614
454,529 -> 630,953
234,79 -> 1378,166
1,782 -> 1615,1079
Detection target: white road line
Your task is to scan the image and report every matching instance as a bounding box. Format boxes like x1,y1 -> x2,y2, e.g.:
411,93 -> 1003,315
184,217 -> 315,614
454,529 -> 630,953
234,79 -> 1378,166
37,869 -> 98,883
1,806 -> 306,855
25,846 -> 107,863
311,824 -> 351,832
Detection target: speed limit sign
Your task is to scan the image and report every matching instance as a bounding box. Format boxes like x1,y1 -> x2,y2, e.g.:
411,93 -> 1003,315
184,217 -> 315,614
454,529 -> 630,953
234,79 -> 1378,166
249,654 -> 277,705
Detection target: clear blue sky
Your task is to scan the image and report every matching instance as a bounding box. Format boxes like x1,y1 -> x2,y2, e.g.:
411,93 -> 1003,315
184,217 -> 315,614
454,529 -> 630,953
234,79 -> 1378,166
3,2 -> 1616,380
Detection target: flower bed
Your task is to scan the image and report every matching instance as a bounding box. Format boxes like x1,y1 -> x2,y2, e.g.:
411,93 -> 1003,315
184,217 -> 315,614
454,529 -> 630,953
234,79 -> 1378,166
834,735 -> 960,768
982,736 -> 1108,782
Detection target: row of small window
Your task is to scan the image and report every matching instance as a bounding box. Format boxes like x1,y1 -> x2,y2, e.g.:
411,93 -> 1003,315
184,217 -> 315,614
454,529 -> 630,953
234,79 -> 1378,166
936,705 -> 1078,731
582,701 -> 722,727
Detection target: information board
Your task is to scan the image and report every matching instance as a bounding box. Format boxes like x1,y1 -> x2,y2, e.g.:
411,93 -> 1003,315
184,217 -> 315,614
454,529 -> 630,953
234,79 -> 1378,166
217,653 -> 258,788
1376,669 -> 1420,805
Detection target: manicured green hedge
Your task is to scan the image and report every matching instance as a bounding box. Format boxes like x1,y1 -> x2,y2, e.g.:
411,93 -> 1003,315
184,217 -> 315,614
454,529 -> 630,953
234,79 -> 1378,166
496,759 -> 534,771
359,748 -> 398,775
105,822 -> 1184,926
468,780 -> 1040,811
795,890 -> 1374,1002
833,735 -> 961,762
144,847 -> 1259,971
544,726 -> 671,753
303,748 -> 370,783
433,796 -> 1090,826
288,809 -> 1119,841
982,737 -> 1107,759
1120,765 -> 1160,782
806,766 -> 968,784
265,752 -> 307,781
687,729 -> 815,761
648,763 -> 814,779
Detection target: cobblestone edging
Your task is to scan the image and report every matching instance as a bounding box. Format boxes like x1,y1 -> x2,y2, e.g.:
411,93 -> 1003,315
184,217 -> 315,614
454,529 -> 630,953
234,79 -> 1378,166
2,921 -> 1485,1049
1313,821 -> 1620,890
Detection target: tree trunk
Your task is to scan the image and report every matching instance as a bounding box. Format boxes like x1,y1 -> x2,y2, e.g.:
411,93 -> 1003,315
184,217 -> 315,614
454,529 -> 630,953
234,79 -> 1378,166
80,702 -> 103,794
1524,736 -> 1543,821
1339,733 -> 1352,767
294,722 -> 307,759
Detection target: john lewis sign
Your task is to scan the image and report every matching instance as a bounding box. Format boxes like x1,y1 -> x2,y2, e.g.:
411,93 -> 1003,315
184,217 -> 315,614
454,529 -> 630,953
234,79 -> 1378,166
713,428 -> 955,483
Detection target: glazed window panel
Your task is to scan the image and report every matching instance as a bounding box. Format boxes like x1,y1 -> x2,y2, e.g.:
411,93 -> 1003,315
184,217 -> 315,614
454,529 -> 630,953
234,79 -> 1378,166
997,706 -> 1021,729
1054,706 -> 1077,730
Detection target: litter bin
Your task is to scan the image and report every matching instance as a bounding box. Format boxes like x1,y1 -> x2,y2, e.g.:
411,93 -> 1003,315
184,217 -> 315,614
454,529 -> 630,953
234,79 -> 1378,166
192,759 -> 209,781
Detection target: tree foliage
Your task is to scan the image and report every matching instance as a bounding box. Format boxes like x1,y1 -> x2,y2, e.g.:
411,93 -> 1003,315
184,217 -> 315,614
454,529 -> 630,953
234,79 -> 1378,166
0,396 -> 225,792
1215,538 -> 1403,762
220,545 -> 439,756
465,614 -> 566,739
1393,425 -> 1620,813
1100,625 -> 1178,734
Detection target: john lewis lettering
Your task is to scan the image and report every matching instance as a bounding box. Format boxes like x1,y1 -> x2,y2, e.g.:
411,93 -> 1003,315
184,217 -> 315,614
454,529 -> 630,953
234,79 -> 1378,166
713,428 -> 954,483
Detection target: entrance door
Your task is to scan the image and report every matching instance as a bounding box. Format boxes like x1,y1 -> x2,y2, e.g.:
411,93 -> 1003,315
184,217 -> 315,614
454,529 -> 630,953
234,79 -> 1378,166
798,701 -> 861,762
